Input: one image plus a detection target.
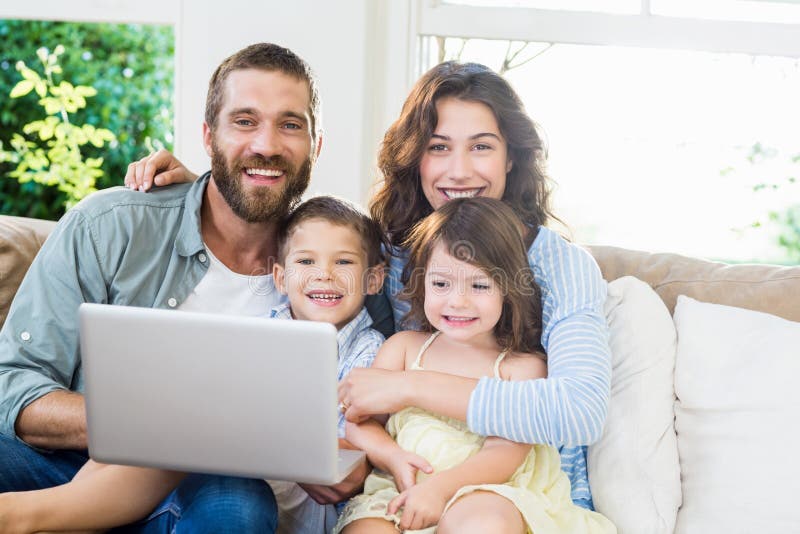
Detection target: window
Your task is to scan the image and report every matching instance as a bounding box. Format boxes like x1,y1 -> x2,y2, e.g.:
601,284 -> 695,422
0,2 -> 176,220
411,0 -> 800,263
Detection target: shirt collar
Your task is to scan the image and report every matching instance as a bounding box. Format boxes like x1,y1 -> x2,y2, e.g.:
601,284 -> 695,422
269,303 -> 373,355
175,172 -> 211,257
270,301 -> 293,320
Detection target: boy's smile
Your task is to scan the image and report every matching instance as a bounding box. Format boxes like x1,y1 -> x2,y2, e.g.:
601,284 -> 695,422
274,219 -> 380,329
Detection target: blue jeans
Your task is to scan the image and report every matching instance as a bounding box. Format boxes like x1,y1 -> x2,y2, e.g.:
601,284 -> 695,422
0,434 -> 278,533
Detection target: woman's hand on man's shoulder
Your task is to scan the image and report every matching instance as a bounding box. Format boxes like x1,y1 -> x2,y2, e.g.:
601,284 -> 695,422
124,149 -> 198,192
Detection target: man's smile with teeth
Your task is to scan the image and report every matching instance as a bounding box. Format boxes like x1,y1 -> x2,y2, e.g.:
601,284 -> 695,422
440,188 -> 483,199
245,168 -> 283,177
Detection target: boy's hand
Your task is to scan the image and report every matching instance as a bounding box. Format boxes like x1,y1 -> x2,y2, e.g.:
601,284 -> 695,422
387,476 -> 449,531
383,450 -> 433,492
299,451 -> 370,505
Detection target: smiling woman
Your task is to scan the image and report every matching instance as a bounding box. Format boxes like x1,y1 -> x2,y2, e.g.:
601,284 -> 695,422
420,97 -> 511,209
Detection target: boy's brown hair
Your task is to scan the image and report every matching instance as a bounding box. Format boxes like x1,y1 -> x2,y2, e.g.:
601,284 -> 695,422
277,195 -> 387,267
401,197 -> 543,354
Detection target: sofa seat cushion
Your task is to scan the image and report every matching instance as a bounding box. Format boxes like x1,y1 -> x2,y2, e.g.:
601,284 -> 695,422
673,296 -> 800,533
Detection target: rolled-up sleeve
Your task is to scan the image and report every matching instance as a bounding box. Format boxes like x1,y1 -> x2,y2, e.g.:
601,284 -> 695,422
0,209 -> 107,439
467,228 -> 611,447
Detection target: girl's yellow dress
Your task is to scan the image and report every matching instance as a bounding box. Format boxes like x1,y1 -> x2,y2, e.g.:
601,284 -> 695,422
334,332 -> 616,534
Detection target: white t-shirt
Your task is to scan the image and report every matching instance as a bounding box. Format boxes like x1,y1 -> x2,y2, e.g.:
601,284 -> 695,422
178,245 -> 286,316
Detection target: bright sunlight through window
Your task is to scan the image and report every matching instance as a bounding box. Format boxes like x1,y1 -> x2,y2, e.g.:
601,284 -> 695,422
422,37 -> 800,263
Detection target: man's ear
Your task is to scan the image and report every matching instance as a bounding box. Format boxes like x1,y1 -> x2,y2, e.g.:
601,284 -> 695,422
273,262 -> 287,294
202,122 -> 214,158
314,134 -> 323,162
365,263 -> 386,295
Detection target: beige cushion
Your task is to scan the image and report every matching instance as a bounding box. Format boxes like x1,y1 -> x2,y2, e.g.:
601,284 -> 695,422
673,296 -> 800,533
588,276 -> 681,534
587,245 -> 800,322
0,215 -> 56,326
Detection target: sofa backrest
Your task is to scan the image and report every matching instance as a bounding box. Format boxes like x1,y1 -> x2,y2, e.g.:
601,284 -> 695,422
1,214 -> 799,327
587,244 -> 800,322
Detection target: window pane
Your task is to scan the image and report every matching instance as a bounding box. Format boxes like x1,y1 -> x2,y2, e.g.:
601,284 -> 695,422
441,0 -> 640,14
0,19 -> 174,220
421,37 -> 800,263
651,0 -> 800,24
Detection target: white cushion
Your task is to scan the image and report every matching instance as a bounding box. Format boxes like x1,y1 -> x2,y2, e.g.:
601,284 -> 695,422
588,276 -> 681,534
673,296 -> 800,533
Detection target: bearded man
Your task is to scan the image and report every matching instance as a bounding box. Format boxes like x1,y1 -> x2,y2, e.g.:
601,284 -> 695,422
0,43 -> 389,533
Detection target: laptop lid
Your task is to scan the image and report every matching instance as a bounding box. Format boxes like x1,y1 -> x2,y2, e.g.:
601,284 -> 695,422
79,303 -> 362,484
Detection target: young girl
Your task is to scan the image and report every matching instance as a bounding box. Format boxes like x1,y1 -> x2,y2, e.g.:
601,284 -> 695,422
335,197 -> 614,534
126,60 -> 611,512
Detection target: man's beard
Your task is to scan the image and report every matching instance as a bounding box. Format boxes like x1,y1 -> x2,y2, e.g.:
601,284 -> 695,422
210,137 -> 311,223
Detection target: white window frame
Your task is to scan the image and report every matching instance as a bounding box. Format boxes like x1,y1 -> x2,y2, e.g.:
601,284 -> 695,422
408,0 -> 800,79
374,0 -> 800,139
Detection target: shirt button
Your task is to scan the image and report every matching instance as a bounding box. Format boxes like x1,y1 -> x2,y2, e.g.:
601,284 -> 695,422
20,331 -> 31,342
198,253 -> 208,263
167,298 -> 178,308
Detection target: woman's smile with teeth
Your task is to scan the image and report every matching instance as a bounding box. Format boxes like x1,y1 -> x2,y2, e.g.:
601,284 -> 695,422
441,188 -> 482,199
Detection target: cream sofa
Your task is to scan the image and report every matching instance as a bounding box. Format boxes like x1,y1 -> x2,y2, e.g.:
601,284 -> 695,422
2,214 -> 799,533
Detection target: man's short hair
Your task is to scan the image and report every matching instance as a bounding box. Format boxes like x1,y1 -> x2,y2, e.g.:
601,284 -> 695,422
205,43 -> 321,140
277,195 -> 386,267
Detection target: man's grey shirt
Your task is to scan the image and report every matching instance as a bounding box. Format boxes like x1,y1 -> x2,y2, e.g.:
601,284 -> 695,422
0,173 -> 393,441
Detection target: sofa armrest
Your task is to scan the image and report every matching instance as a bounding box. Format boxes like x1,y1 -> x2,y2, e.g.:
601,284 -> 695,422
0,215 -> 57,326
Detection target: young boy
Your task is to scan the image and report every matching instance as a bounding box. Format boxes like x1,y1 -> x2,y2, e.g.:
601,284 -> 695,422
273,195 -> 386,394
0,195 -> 387,534
268,195 -> 387,534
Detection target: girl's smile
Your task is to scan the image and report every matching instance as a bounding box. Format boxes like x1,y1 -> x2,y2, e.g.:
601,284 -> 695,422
423,241 -> 504,347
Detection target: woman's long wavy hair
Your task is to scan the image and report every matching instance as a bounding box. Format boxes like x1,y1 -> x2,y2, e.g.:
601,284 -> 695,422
371,61 -> 557,250
402,198 -> 543,355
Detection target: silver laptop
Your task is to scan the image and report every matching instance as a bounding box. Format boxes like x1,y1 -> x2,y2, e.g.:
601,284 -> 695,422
79,303 -> 364,484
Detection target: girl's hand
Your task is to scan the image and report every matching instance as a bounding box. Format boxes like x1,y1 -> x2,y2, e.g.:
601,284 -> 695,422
383,450 -> 433,492
338,368 -> 410,423
387,476 -> 449,531
123,149 -> 198,192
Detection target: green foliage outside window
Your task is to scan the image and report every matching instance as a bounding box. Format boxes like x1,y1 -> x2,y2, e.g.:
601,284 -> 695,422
743,144 -> 800,263
0,19 -> 174,220
1,46 -> 116,208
